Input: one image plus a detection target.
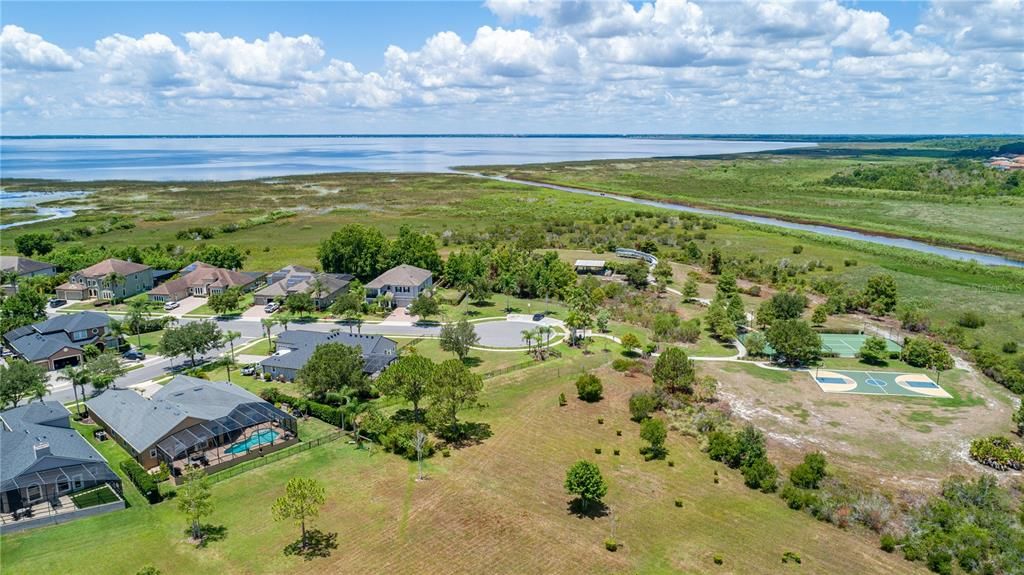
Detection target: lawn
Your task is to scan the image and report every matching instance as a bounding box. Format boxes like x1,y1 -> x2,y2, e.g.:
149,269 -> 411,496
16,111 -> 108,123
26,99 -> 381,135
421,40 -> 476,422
71,420 -> 150,508
184,293 -> 255,317
130,329 -> 165,353
441,293 -> 570,321
2,354 -> 917,575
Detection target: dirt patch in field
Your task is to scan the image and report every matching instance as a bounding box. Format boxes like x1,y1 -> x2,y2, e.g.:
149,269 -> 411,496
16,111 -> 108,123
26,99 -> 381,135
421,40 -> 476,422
702,361 -> 1015,491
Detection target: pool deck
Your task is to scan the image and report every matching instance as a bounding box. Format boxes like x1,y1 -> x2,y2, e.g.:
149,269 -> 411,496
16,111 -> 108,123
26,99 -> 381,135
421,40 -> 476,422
170,422 -> 295,481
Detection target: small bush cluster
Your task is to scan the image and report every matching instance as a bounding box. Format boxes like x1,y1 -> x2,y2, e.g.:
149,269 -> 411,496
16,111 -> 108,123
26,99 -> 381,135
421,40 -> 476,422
705,425 -> 777,493
377,422 -> 435,461
968,436 -> 1024,471
260,388 -> 347,428
119,460 -> 162,503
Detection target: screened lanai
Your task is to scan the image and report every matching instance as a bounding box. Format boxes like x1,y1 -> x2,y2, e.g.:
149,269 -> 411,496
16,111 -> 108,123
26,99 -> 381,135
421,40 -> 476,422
1,462 -> 123,525
153,401 -> 297,475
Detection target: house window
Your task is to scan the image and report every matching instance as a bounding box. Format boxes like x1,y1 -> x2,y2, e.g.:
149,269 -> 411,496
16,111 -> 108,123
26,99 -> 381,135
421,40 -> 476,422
72,330 -> 88,340
72,475 -> 84,490
26,484 -> 42,502
57,479 -> 71,493
149,449 -> 158,458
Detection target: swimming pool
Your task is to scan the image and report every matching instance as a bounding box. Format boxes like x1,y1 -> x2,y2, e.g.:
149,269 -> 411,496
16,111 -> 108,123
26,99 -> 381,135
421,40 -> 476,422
225,429 -> 279,455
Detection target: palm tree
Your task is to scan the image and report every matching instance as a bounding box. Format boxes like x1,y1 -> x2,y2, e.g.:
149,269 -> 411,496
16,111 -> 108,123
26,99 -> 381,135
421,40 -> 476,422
309,277 -> 326,310
124,298 -> 151,349
260,318 -> 276,352
521,329 -> 534,353
59,365 -> 92,417
102,272 -> 126,301
30,380 -> 49,404
223,330 -> 241,363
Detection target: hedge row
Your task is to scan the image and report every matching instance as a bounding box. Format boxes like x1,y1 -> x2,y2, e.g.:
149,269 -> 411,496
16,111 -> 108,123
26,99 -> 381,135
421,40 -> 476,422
119,459 -> 162,503
259,388 -> 347,429
969,436 -> 1024,471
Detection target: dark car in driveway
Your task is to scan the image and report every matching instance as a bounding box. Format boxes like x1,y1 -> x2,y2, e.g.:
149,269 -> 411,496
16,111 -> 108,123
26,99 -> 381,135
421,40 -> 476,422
532,313 -> 545,322
122,348 -> 146,361
49,299 -> 67,308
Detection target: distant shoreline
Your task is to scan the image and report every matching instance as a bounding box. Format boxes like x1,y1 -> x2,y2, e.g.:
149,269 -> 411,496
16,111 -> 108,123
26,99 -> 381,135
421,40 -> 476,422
3,133 -> 1021,141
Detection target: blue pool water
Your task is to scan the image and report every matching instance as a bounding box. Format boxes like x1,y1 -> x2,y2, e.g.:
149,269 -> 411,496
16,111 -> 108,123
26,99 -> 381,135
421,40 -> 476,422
225,429 -> 279,455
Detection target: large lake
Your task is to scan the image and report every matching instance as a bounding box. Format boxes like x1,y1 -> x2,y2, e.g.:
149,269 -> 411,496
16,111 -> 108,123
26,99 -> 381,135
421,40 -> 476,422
0,136 -> 812,181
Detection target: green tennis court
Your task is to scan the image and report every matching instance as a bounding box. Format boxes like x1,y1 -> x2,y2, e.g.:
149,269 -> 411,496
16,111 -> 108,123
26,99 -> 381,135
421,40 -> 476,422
812,369 -> 951,399
820,334 -> 901,358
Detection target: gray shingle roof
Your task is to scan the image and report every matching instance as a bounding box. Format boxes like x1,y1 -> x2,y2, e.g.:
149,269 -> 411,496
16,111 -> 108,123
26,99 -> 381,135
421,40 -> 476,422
365,264 -> 432,289
86,376 -> 279,452
255,271 -> 352,299
33,311 -> 110,336
0,256 -> 54,276
7,332 -> 81,362
261,330 -> 397,374
1,402 -> 111,489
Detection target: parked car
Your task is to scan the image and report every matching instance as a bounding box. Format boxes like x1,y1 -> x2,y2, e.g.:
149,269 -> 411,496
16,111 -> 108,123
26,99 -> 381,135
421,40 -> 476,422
532,313 -> 545,322
241,364 -> 257,376
122,349 -> 146,361
163,301 -> 180,311
48,299 -> 67,308
264,301 -> 281,313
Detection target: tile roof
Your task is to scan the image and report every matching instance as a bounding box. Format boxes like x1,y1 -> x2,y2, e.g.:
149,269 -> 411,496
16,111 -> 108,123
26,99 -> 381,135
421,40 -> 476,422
78,258 -> 150,277
365,264 -> 432,289
148,261 -> 258,295
255,271 -> 353,299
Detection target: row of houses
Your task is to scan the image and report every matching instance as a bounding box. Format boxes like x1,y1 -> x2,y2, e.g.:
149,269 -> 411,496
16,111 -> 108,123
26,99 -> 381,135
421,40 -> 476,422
41,257 -> 434,311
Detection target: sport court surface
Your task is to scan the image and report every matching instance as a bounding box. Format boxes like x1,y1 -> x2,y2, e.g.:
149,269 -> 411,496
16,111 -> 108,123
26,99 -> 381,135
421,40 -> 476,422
813,369 -> 951,399
820,334 -> 901,358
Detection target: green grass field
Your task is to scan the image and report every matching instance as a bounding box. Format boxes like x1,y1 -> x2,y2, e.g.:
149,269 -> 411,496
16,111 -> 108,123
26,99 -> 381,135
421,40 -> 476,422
2,356 -> 917,575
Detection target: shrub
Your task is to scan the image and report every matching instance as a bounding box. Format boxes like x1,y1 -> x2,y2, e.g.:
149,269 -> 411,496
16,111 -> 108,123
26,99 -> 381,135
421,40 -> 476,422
441,448 -> 451,458
640,418 -> 668,460
675,498 -> 683,507
594,447 -> 602,454
119,459 -> 161,503
616,429 -> 622,436
880,533 -> 896,553
713,555 -> 723,565
957,311 -> 986,329
968,436 -> 1024,471
558,392 -> 567,406
613,449 -> 620,456
781,551 -> 801,564
741,457 -> 778,493
792,245 -> 803,254
604,538 -> 618,552
597,417 -> 604,425
628,390 -> 659,421
379,423 -> 434,461
1003,341 -> 1018,354
667,460 -> 675,467
781,484 -> 820,511
790,452 -> 829,489
611,358 -> 638,372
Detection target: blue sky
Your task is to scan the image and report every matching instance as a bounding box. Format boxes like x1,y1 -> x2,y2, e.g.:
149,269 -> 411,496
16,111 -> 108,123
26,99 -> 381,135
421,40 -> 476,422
1,1 -> 1021,134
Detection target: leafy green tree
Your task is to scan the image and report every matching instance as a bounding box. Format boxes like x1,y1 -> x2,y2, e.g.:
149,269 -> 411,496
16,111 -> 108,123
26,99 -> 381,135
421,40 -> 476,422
575,373 -> 603,402
620,332 -> 641,354
328,279 -> 365,317
767,292 -> 807,320
159,321 -> 223,367
652,347 -> 696,395
862,274 -> 898,315
653,259 -> 673,287
640,418 -> 668,460
744,332 -> 768,357
0,360 -> 48,409
629,391 -> 659,421
0,288 -> 47,335
177,466 -> 213,541
407,294 -> 440,320
494,272 -> 519,312
811,306 -> 828,326
284,292 -> 315,317
272,477 -> 326,551
192,245 -> 246,270
387,225 -> 442,273
208,287 -> 243,316
900,337 -> 934,368
726,296 -> 746,325
790,452 -> 829,489
755,301 -> 776,329
929,341 -> 955,384
741,457 -> 778,493
439,319 -> 479,361
621,261 -> 649,289
766,319 -> 822,366
317,224 -> 389,281
87,352 -> 125,391
297,343 -> 366,400
426,359 -> 483,440
858,336 -> 890,365
564,460 -> 607,511
705,247 -> 722,275
376,354 -> 435,421
595,309 -> 610,333
682,277 -> 699,300
14,233 -> 54,256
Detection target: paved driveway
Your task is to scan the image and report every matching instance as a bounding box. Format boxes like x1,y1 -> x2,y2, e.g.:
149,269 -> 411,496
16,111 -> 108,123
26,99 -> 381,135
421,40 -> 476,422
167,296 -> 206,317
